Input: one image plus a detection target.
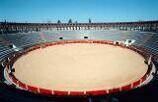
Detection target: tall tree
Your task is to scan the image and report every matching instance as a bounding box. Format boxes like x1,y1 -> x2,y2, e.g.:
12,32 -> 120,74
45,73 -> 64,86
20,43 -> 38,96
68,19 -> 72,24
57,20 -> 61,24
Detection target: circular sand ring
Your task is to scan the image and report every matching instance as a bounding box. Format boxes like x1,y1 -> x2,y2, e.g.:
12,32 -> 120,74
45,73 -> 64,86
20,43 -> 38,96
7,40 -> 150,96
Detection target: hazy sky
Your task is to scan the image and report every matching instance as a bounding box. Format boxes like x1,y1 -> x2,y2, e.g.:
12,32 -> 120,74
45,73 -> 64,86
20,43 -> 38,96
0,0 -> 158,23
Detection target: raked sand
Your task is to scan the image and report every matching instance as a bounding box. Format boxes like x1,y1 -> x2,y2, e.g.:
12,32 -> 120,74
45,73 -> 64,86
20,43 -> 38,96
13,43 -> 148,91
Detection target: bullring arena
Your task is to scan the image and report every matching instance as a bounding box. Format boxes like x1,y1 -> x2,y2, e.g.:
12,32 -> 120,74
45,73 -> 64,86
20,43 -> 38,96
0,21 -> 158,102
13,41 -> 148,92
13,40 -> 148,92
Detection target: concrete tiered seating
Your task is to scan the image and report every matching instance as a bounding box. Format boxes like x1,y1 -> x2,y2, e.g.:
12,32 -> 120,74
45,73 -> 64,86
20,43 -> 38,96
0,30 -> 157,62
133,33 -> 158,62
5,33 -> 43,48
0,35 -> 15,61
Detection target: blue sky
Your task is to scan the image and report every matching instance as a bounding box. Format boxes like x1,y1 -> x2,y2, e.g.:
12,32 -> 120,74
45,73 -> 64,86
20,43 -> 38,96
0,0 -> 158,23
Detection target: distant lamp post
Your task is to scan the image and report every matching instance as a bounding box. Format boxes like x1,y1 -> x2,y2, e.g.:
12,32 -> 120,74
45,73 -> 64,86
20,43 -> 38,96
89,18 -> 92,23
75,21 -> 78,24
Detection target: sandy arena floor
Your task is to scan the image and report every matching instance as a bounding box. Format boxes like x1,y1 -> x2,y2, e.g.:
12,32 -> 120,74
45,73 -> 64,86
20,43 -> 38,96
13,43 -> 148,91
